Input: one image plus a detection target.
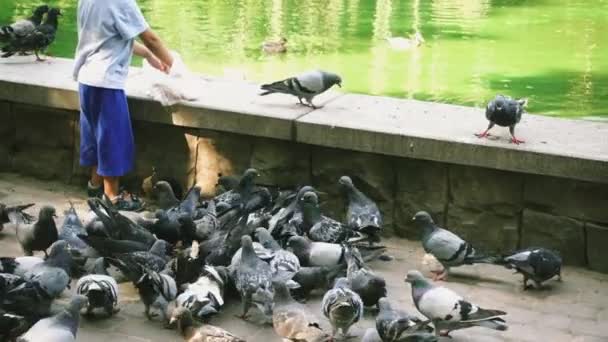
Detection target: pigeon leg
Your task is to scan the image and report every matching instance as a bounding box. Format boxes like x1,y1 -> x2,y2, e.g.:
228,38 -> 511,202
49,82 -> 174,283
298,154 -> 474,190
305,98 -> 318,109
435,268 -> 449,281
509,126 -> 525,144
475,122 -> 494,138
522,275 -> 531,290
144,305 -> 157,320
34,51 -> 45,62
236,295 -> 252,320
557,273 -> 563,282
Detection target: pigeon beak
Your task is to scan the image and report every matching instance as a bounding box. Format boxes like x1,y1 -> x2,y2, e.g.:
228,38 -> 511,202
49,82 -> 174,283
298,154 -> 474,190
169,317 -> 176,325
411,216 -> 416,221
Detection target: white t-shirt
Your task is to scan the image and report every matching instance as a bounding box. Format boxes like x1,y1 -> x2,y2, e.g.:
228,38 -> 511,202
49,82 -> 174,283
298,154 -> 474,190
73,0 -> 149,89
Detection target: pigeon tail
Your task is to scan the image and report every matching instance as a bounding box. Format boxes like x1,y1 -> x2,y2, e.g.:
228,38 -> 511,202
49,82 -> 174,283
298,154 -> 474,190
471,317 -> 508,331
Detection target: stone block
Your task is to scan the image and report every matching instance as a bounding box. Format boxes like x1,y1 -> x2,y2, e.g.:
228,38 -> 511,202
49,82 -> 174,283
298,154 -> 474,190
250,138 -> 311,188
13,104 -> 77,149
449,164 -> 523,214
524,175 -> 608,224
586,222 -> 608,274
12,145 -> 73,181
194,129 -> 254,197
132,121 -> 198,194
446,204 -> 519,254
521,209 -> 586,266
311,146 -> 396,235
394,158 -> 448,238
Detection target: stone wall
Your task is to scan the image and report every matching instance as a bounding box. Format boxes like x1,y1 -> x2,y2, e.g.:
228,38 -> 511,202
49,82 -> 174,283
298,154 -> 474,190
1,100 -> 608,273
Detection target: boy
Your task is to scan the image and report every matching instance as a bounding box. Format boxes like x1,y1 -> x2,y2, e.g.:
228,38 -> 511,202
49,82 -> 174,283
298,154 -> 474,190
73,0 -> 173,210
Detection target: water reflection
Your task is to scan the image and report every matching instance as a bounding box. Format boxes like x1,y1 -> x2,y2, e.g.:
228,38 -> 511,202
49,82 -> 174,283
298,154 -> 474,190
0,0 -> 606,118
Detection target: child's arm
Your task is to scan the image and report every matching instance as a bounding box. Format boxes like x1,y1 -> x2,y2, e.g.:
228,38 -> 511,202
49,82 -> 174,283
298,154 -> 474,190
138,29 -> 174,72
133,41 -> 167,73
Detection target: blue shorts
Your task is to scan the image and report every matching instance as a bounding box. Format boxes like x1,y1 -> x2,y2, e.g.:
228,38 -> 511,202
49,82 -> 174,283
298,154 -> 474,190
79,84 -> 135,177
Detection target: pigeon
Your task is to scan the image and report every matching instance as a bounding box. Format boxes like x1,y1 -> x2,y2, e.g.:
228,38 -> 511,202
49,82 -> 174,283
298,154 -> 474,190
254,227 -> 300,282
216,173 -> 240,194
260,70 -> 342,109
475,94 -> 527,145
87,198 -> 156,247
498,247 -> 562,289
376,297 -> 435,342
17,294 -> 88,342
1,8 -> 62,61
114,239 -> 170,272
412,211 -> 497,281
229,240 -> 274,269
0,5 -> 49,43
153,181 -> 180,210
170,307 -> 245,342
287,236 -> 385,268
339,176 -> 383,243
345,246 -> 386,308
300,191 -> 354,243
405,270 -> 508,337
234,235 -> 274,320
0,256 -> 44,277
58,202 -> 88,251
268,186 -> 316,234
1,272 -> 54,319
272,281 -> 332,342
77,234 -> 149,256
0,202 -> 35,232
175,265 -> 229,320
321,277 -> 363,339
291,265 -> 345,299
9,205 -> 58,257
0,310 -> 29,342
23,240 -> 72,298
165,241 -> 205,287
75,258 -> 119,317
213,168 -> 260,213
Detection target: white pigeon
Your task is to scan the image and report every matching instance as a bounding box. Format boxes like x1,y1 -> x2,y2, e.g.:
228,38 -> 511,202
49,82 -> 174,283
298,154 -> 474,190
405,270 -> 507,338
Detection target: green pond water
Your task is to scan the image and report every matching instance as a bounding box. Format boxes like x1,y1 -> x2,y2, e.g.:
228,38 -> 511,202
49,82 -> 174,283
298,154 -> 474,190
1,0 -> 607,118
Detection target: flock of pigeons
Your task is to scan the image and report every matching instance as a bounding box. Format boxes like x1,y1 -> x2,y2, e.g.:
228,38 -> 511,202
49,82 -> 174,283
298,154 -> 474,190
1,5 -> 529,144
0,166 -> 564,342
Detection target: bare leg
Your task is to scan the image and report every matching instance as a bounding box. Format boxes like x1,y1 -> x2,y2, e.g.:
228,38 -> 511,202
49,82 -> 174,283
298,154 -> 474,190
509,125 -> 525,144
475,122 -> 494,138
103,176 -> 120,203
90,167 -> 103,188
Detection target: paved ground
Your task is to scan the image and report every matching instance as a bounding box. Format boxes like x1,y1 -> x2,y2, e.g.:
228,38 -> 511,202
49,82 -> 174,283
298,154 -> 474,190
0,173 -> 607,342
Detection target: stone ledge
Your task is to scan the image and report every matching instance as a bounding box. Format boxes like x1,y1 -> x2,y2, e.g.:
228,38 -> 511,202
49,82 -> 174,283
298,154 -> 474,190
0,57 -> 607,184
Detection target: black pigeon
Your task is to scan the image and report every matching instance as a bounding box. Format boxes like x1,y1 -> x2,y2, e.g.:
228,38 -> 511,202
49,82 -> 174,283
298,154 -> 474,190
234,235 -> 274,320
321,277 -> 363,339
22,240 -> 72,298
75,258 -> 119,317
260,70 -> 342,109
87,198 -> 156,247
58,202 -> 88,251
291,265 -> 345,299
475,94 -> 527,145
17,294 -> 88,342
0,309 -> 29,342
77,234 -> 149,256
499,247 -> 562,289
268,185 -> 316,236
1,272 -> 54,320
9,205 -> 58,257
339,176 -> 383,243
0,5 -> 48,43
0,202 -> 35,232
376,297 -> 435,342
216,173 -> 240,194
176,265 -> 229,320
214,168 -> 264,214
413,211 -> 498,281
149,185 -> 202,245
345,246 -> 387,308
164,241 -> 204,287
301,191 -> 354,243
1,8 -> 62,61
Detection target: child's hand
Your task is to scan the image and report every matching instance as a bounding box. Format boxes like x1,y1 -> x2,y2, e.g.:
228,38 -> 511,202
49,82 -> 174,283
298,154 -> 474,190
146,54 -> 170,74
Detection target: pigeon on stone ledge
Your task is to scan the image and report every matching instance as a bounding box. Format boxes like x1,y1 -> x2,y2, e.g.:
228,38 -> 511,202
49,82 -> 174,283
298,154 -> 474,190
260,70 -> 342,109
1,8 -> 62,61
475,94 -> 527,145
0,5 -> 49,43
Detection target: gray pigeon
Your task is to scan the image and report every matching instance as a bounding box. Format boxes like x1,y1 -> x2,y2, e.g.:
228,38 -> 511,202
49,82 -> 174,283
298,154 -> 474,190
498,247 -> 562,289
291,264 -> 345,300
254,227 -> 300,282
75,258 -> 119,317
0,5 -> 49,43
17,294 -> 88,342
413,211 -> 497,280
0,202 -> 35,232
345,246 -> 386,308
260,70 -> 342,109
287,236 -> 386,268
339,176 -> 383,243
114,239 -> 170,272
0,256 -> 44,277
23,240 -> 72,298
475,94 -> 527,145
9,206 -> 58,257
321,277 -> 363,339
405,270 -> 508,338
301,191 -> 354,243
234,235 -> 274,320
176,265 -> 229,320
58,202 -> 88,252
153,181 -> 179,210
214,168 -> 260,213
376,297 -> 435,342
272,281 -> 332,342
1,8 -> 62,61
